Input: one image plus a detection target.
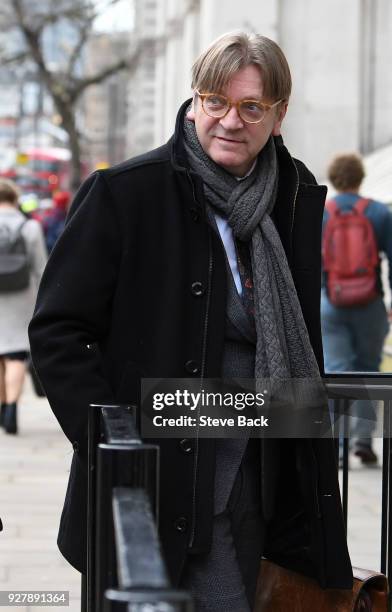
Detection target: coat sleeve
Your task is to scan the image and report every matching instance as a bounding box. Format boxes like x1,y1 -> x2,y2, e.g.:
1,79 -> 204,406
28,171 -> 122,451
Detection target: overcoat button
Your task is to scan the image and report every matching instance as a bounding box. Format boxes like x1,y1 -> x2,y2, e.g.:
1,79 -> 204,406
191,281 -> 205,296
174,517 -> 188,533
190,207 -> 199,221
185,360 -> 199,374
179,438 -> 193,453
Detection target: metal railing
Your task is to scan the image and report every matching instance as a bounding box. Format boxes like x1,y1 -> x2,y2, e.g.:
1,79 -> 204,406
85,403 -> 193,612
84,373 -> 392,610
326,373 -> 392,592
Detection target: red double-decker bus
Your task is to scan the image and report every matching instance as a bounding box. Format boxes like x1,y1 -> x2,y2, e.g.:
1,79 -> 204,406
0,147 -> 77,198
17,147 -> 72,196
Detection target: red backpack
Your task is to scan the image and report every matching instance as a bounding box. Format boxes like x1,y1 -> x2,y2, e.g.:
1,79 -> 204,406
322,198 -> 379,307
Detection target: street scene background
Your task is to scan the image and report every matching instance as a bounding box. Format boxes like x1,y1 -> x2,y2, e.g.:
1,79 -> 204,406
1,0 -> 392,609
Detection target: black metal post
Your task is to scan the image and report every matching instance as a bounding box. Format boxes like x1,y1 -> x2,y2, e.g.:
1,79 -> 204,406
381,399 -> 392,611
86,403 -> 102,611
95,443 -> 159,612
81,574 -> 87,612
341,398 -> 350,532
387,399 -> 392,596
333,398 -> 341,468
381,400 -> 390,576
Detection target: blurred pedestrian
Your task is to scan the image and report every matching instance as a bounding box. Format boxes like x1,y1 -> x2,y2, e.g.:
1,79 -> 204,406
44,191 -> 70,253
0,179 -> 47,434
321,152 -> 392,464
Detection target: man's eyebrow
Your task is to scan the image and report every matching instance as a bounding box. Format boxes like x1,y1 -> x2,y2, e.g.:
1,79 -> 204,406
242,95 -> 264,101
212,91 -> 264,100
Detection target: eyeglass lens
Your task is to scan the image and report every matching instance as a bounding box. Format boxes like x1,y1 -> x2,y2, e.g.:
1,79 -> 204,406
203,94 -> 266,123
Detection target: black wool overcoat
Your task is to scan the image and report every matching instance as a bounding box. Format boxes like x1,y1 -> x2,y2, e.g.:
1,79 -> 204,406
29,101 -> 353,590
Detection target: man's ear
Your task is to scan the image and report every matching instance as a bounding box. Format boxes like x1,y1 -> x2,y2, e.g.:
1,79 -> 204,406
186,96 -> 196,121
272,102 -> 288,136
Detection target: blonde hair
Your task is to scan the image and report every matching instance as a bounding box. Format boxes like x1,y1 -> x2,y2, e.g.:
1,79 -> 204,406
191,31 -> 292,103
327,153 -> 365,191
0,179 -> 20,206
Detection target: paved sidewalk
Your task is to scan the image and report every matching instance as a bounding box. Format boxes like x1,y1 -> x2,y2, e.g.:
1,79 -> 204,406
0,375 -> 80,612
343,438 -> 384,571
0,376 -> 386,612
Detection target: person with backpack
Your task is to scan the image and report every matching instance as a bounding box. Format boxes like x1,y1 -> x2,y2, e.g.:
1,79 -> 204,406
321,152 -> 392,464
0,179 -> 47,434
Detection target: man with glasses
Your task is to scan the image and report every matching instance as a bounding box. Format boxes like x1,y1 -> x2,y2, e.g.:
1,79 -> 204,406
29,32 -> 352,610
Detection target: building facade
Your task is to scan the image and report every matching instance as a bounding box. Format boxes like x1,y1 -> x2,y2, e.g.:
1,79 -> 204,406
127,0 -> 392,180
83,32 -> 130,169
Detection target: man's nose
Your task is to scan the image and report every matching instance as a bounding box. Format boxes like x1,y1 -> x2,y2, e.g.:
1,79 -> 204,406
219,105 -> 244,130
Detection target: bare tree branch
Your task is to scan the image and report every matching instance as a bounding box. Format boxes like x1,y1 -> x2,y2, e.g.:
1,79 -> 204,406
92,0 -> 122,16
67,19 -> 92,75
10,0 -> 55,92
0,50 -> 30,65
32,10 -> 88,32
72,56 -> 131,99
0,0 -> 201,189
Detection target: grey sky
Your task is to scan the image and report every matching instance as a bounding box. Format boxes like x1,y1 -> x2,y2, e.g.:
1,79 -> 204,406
93,0 -> 134,32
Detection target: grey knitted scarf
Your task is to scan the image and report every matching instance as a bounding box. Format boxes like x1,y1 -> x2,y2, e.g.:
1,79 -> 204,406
183,116 -> 321,390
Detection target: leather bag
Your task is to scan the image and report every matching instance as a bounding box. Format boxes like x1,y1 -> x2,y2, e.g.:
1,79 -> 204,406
255,559 -> 388,611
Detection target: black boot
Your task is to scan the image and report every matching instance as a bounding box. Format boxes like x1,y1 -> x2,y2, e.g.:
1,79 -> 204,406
3,402 -> 17,434
0,403 -> 6,427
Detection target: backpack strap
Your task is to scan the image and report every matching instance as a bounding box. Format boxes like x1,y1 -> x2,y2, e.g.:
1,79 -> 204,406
325,199 -> 339,216
354,197 -> 371,215
9,219 -> 27,243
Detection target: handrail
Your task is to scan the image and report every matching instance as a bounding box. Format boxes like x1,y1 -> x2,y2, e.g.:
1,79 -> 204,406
112,487 -> 168,590
90,403 -> 141,445
324,373 -> 392,399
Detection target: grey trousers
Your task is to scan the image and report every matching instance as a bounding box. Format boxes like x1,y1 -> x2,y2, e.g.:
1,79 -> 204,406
180,441 -> 264,611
